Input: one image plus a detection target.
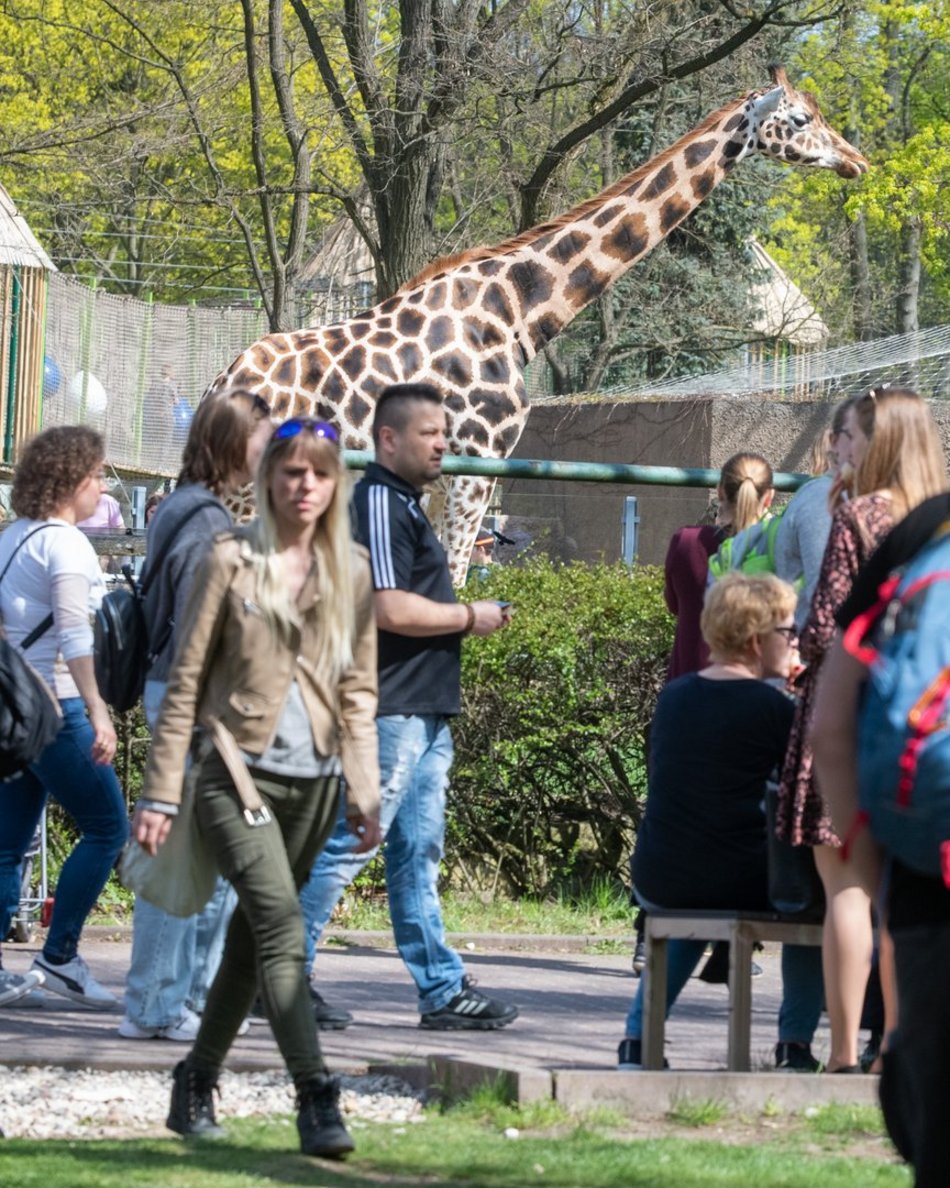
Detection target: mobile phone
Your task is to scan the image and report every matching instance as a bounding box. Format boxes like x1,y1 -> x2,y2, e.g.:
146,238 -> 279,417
496,601 -> 512,610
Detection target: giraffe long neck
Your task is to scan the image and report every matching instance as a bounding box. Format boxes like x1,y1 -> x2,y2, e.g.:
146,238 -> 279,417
506,95 -> 752,355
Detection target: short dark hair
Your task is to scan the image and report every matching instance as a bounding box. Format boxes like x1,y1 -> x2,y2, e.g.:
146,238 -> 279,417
372,383 -> 442,446
12,425 -> 104,519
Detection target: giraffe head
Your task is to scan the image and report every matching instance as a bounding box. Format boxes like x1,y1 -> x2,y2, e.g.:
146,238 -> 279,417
744,65 -> 868,178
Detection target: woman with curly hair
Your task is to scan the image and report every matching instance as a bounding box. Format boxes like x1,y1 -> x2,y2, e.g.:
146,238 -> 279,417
0,426 -> 128,1009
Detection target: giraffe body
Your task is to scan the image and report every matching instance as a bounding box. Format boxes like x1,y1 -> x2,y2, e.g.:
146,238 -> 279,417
208,68 -> 867,582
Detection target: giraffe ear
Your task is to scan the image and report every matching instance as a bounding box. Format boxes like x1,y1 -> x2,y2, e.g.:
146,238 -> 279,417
751,85 -> 784,120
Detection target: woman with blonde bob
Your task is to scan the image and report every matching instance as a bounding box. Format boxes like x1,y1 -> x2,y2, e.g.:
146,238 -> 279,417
777,386 -> 948,1073
132,418 -> 381,1158
618,573 -> 807,1070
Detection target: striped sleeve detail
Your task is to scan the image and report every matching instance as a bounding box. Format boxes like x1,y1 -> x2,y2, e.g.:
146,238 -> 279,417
368,484 -> 397,589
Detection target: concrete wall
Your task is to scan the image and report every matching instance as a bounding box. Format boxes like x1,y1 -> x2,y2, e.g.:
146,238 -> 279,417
503,397 -> 950,567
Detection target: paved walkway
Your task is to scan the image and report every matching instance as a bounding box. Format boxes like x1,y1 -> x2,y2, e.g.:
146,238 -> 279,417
1,930 -> 830,1077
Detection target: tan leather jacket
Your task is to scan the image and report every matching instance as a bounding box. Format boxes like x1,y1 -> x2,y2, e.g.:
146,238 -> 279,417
143,531 -> 379,818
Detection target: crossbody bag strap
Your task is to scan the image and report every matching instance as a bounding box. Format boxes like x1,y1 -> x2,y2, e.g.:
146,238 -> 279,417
0,524 -> 63,651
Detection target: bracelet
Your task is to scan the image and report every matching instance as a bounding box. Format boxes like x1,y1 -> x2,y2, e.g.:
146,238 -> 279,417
462,603 -> 476,635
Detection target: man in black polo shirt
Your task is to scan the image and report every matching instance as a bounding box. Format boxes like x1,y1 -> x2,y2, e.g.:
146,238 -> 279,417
300,383 -> 518,1029
813,490 -> 950,1187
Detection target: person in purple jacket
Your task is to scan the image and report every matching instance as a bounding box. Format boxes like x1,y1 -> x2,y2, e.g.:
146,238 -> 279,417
664,452 -> 774,680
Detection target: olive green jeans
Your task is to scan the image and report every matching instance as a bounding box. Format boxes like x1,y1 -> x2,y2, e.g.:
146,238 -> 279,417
188,752 -> 341,1084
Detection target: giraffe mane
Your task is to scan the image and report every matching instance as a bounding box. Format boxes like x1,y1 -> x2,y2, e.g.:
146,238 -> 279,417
398,91 -> 750,293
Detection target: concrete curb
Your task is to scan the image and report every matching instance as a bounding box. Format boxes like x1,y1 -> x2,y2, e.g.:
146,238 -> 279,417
368,1058 -> 881,1113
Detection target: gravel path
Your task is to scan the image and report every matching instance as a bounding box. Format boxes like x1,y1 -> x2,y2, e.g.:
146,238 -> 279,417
0,1067 -> 426,1140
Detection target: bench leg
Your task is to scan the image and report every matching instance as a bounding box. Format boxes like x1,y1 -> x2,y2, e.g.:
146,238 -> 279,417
641,933 -> 667,1071
727,926 -> 753,1072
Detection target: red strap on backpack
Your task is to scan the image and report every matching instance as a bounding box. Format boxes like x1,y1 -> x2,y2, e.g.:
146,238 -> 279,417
841,575 -> 901,666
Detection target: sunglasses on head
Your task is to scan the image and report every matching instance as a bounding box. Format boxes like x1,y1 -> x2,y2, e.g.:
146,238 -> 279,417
272,418 -> 340,444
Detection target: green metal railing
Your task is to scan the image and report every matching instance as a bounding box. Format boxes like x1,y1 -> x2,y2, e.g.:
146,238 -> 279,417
342,451 -> 809,492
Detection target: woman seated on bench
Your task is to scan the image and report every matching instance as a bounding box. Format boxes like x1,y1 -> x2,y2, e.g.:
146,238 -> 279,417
618,572 -> 822,1071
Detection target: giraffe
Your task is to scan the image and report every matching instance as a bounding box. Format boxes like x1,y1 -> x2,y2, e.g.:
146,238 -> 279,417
207,66 -> 867,583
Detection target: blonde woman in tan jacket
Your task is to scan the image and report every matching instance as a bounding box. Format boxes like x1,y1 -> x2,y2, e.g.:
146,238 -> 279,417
132,418 -> 380,1160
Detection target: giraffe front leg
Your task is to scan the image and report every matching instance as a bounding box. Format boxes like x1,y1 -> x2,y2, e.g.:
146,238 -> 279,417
430,476 -> 496,588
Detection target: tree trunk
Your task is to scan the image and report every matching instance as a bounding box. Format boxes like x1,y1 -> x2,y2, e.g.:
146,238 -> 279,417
848,210 -> 873,340
896,216 -> 921,335
373,141 -> 444,298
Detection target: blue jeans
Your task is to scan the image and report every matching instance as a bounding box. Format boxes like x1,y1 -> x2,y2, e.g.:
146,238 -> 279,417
300,714 -> 464,1014
123,680 -> 237,1028
0,698 -> 128,962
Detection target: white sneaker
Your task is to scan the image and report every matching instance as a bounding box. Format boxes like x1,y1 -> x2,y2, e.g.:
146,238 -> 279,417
118,1007 -> 249,1041
31,954 -> 117,1010
0,968 -> 44,1008
118,1005 -> 201,1041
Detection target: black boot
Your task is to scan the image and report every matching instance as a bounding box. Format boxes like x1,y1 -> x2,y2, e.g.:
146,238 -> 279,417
296,1073 -> 354,1159
167,1059 -> 224,1138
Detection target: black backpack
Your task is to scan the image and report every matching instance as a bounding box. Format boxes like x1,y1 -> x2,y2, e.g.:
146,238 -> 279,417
0,527 -> 63,779
94,498 -> 221,713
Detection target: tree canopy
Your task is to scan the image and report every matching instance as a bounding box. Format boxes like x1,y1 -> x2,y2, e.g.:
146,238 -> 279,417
1,0 -> 933,389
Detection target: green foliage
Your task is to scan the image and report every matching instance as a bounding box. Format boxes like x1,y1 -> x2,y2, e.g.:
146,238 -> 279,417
768,1 -> 950,336
449,558 -> 673,896
667,1097 -> 730,1128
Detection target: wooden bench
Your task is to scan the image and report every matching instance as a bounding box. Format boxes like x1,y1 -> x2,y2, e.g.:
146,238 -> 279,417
641,909 -> 823,1072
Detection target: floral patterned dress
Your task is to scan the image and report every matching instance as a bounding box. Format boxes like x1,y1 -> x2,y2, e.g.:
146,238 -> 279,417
775,493 -> 896,847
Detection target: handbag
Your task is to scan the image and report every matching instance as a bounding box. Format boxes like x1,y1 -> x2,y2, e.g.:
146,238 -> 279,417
120,718 -> 271,917
765,778 -> 825,921
0,527 -> 63,780
119,761 -> 219,918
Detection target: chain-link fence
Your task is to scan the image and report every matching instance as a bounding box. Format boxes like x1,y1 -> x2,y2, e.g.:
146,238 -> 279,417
41,274 -> 268,476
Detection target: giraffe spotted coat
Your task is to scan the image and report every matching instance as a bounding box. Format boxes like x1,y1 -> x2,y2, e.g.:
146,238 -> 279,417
207,68 -> 867,582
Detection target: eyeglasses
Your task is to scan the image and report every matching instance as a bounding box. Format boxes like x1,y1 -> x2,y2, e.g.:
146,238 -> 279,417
772,625 -> 798,642
228,390 -> 272,417
272,418 -> 340,444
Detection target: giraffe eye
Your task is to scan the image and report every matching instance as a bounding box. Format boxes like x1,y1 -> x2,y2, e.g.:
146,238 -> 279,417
790,112 -> 811,129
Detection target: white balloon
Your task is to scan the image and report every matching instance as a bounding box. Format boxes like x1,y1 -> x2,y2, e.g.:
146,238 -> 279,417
68,371 -> 108,415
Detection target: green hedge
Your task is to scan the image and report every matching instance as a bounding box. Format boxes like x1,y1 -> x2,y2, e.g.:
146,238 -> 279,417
448,558 -> 673,896
42,560 -> 673,906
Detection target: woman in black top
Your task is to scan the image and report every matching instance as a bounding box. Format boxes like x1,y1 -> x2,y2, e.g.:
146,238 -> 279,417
619,572 -> 805,1069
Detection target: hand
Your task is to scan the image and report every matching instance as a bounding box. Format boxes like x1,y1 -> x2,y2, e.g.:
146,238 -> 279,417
132,806 -> 174,857
468,599 -> 511,636
346,812 -> 382,854
88,703 -> 117,766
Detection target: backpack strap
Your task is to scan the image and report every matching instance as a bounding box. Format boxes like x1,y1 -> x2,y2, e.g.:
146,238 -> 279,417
139,497 -> 226,597
141,497 -> 228,663
0,524 -> 64,652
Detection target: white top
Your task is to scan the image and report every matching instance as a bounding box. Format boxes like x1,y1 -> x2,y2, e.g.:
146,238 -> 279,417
0,518 -> 106,699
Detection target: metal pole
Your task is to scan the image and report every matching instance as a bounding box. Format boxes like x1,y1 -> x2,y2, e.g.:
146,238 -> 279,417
342,450 -> 809,492
621,496 -> 640,564
4,267 -> 20,463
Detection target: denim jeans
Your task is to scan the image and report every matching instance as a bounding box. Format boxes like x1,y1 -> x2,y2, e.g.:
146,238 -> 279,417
123,680 -> 237,1028
300,714 -> 464,1014
0,698 -> 128,962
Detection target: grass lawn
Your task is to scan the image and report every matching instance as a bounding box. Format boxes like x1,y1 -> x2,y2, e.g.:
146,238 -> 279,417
89,880 -> 637,940
0,1096 -> 909,1187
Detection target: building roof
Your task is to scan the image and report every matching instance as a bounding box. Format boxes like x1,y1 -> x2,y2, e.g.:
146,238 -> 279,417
749,239 -> 826,347
0,183 -> 55,270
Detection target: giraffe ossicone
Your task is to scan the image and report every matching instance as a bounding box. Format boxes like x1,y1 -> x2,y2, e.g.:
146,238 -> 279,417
208,65 -> 868,584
